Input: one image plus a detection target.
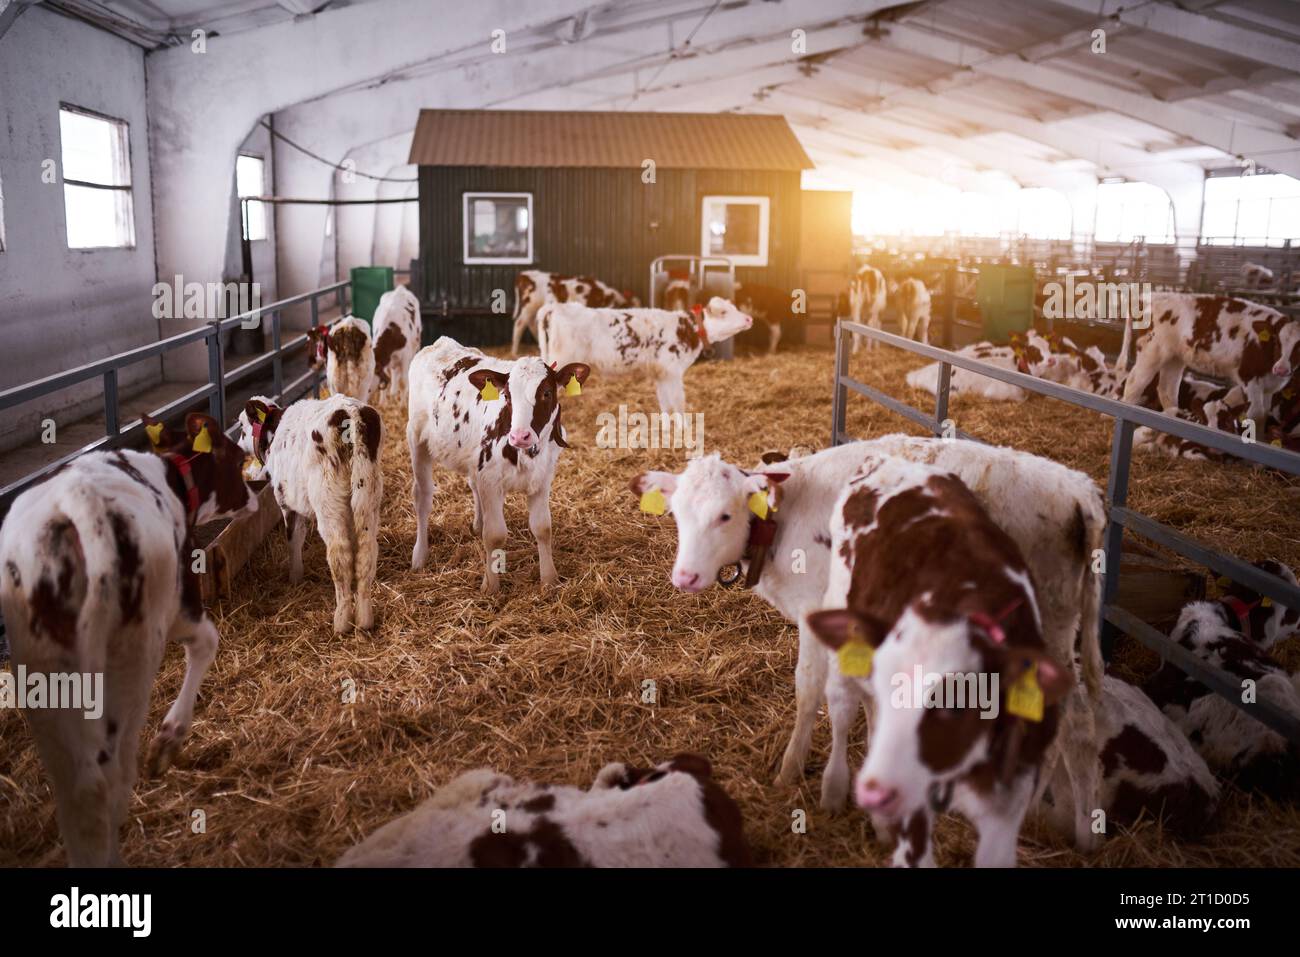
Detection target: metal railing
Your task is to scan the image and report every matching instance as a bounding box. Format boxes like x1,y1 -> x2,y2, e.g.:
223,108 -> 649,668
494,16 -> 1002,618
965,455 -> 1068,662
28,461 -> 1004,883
831,318 -> 1300,746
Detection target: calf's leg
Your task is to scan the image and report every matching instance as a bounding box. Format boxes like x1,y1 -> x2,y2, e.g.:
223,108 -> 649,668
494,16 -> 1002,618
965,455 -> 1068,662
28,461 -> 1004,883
317,506 -> 357,634
820,668 -> 862,812
478,483 -> 508,594
148,615 -> 219,775
527,478 -> 558,587
409,429 -> 435,570
777,621 -> 828,785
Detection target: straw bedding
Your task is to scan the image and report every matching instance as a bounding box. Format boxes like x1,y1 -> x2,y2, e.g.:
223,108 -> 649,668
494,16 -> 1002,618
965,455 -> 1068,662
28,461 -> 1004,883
2,340 -> 1298,867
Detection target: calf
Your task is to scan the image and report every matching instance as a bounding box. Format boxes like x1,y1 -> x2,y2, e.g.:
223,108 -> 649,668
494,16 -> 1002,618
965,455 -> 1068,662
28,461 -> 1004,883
335,753 -> 750,868
0,414 -> 256,866
371,285 -> 422,404
1132,377 -> 1246,461
630,435 -> 1106,850
847,265 -> 887,353
1040,676 -> 1219,840
238,395 -> 383,634
1241,262 -> 1275,290
1143,561 -> 1300,793
905,332 -> 1058,402
663,277 -> 692,313
511,270 -> 638,356
1120,293 -> 1300,431
889,277 -> 932,344
407,337 -> 590,593
308,315 -> 376,403
734,282 -> 789,355
537,297 -> 750,415
805,456 -> 1072,868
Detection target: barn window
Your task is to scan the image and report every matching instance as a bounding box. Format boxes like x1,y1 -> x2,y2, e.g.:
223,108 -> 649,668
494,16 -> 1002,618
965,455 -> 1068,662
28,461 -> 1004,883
463,192 -> 533,264
59,105 -> 135,249
701,196 -> 770,267
237,154 -> 268,242
1094,181 -> 1174,244
1201,172 -> 1300,247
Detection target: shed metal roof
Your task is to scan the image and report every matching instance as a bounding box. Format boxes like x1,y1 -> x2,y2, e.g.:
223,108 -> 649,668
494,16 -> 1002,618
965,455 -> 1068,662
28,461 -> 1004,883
407,109 -> 815,171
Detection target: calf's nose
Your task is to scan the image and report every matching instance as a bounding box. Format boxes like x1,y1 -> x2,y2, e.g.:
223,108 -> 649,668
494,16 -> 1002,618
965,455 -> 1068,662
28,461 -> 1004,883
855,779 -> 899,812
1272,361 -> 1291,378
671,569 -> 702,591
508,428 -> 535,449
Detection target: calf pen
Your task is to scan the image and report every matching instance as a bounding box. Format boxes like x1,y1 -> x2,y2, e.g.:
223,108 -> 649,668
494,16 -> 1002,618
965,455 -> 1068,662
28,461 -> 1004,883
831,318 -> 1300,747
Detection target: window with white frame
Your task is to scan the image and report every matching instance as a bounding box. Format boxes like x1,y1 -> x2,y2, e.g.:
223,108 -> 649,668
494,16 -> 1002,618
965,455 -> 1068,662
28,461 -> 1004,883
1094,181 -> 1175,244
700,195 -> 770,266
463,192 -> 532,264
60,105 -> 134,249
1201,172 -> 1300,247
237,154 -> 267,241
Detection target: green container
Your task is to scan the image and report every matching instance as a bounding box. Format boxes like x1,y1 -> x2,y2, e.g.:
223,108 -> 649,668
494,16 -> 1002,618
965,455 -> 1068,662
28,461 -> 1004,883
349,266 -> 395,327
975,264 -> 1035,341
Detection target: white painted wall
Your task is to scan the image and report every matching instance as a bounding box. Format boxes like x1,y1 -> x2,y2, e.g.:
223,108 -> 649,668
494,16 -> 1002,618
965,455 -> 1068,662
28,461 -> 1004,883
0,6 -> 160,453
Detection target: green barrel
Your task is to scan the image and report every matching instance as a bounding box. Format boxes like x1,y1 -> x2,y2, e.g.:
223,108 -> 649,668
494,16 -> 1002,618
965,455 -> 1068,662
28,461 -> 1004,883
349,266 -> 395,327
975,264 -> 1035,341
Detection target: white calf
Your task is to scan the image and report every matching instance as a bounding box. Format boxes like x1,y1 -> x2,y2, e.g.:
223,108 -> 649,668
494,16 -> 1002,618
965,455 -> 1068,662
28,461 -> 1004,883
890,277 -> 932,344
537,297 -> 751,415
371,286 -> 422,404
0,414 -> 256,865
238,395 -> 383,634
905,333 -> 1059,403
847,265 -> 887,353
511,270 -> 638,356
407,336 -> 590,593
308,316 -> 376,402
631,435 -> 1106,850
336,753 -> 750,867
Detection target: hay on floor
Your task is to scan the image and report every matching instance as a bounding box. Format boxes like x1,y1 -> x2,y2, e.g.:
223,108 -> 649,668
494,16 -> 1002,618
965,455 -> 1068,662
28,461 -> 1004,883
2,341 -> 1298,867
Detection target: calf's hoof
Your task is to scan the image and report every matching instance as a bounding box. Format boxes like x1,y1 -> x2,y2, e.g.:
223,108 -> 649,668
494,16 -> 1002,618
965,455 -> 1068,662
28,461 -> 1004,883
147,723 -> 186,777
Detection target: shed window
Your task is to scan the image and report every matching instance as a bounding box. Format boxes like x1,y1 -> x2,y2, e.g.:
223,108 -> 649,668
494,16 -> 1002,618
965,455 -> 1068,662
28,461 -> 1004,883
463,192 -> 532,264
701,195 -> 770,267
60,105 -> 135,249
237,154 -> 267,241
1201,172 -> 1300,247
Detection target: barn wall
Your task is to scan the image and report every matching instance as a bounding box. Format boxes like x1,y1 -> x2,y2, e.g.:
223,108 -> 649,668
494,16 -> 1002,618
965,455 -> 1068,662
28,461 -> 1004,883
417,165 -> 803,322
0,6 -> 160,453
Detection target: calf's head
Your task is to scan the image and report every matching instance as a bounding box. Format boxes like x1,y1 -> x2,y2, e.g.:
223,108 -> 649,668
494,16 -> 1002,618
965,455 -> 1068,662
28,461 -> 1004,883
469,358 -> 590,452
1220,559 -> 1300,649
631,454 -> 786,592
699,297 -> 753,343
236,397 -> 285,481
150,412 -> 259,524
807,606 -> 1070,820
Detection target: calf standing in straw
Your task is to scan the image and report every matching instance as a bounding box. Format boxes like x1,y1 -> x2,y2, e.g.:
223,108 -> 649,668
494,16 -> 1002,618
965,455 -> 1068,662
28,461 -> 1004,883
0,414 -> 257,865
371,286 -> 422,404
407,337 -> 590,593
238,395 -> 383,634
308,315 -> 376,402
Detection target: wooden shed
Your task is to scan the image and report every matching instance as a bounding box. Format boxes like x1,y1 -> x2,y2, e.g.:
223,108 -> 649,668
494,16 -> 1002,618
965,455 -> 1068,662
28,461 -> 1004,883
407,109 -> 814,345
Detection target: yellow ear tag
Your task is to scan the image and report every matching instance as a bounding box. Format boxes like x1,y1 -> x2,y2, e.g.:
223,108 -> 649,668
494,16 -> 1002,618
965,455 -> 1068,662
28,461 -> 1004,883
837,640 -> 874,678
565,375 -> 582,397
1006,662 -> 1045,723
1216,575 -> 1231,588
1284,389 -> 1295,399
191,425 -> 213,454
748,490 -> 770,520
256,408 -> 267,423
1272,438 -> 1284,447
479,380 -> 500,401
145,422 -> 164,447
1259,329 -> 1272,342
1262,596 -> 1274,608
639,488 -> 667,516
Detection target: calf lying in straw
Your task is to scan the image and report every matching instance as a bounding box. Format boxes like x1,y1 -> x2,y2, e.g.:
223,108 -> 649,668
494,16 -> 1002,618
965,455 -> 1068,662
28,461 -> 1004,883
0,414 -> 257,865
336,754 -> 750,867
238,395 -> 383,634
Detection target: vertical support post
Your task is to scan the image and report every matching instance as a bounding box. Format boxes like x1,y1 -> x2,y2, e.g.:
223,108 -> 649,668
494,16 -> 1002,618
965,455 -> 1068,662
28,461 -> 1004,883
103,369 -> 119,438
831,319 -> 848,446
934,362 -> 951,437
310,294 -> 322,399
1100,416 -> 1136,661
240,199 -> 254,284
271,310 -> 283,400
206,322 -> 226,425
943,262 -> 956,349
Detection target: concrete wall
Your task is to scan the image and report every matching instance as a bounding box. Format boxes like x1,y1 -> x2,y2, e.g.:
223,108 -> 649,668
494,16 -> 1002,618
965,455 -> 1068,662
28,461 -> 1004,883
0,6 -> 160,453
223,119 -> 279,304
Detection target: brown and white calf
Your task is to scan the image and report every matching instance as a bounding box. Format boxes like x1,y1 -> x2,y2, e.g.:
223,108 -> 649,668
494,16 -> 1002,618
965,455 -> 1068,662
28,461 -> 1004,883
806,455 -> 1072,868
1120,293 -> 1300,431
336,753 -> 750,867
1241,262 -> 1275,290
1143,561 -> 1300,793
407,336 -> 590,593
905,332 -> 1060,402
371,285 -> 422,404
0,414 -> 256,866
663,277 -> 692,313
631,435 -> 1106,850
734,282 -> 789,355
511,270 -> 638,356
889,277 -> 932,344
537,297 -> 751,415
847,265 -> 887,353
238,395 -> 383,634
1040,676 -> 1219,840
308,315 -> 376,403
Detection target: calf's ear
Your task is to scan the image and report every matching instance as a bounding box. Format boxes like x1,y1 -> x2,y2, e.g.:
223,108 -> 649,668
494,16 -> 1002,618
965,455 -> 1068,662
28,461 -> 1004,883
141,413 -> 175,451
629,470 -> 678,497
1002,649 -> 1073,707
759,450 -> 789,465
245,398 -> 270,424
806,609 -> 888,651
467,368 -> 508,392
555,362 -> 591,388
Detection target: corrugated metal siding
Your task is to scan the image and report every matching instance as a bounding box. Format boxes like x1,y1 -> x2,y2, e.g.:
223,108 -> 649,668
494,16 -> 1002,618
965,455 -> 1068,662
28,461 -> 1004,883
408,110 -> 814,171
418,166 -> 803,324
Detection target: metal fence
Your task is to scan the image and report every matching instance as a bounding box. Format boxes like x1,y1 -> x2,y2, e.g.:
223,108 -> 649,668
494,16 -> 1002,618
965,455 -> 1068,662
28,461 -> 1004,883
831,318 -> 1300,746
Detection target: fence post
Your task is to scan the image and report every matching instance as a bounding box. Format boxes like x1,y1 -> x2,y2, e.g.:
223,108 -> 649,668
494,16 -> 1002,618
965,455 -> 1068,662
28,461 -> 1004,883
934,362 -> 951,437
943,262 -> 956,349
831,319 -> 848,446
271,310 -> 283,399
1100,417 -> 1136,660
103,369 -> 119,438
206,321 -> 225,424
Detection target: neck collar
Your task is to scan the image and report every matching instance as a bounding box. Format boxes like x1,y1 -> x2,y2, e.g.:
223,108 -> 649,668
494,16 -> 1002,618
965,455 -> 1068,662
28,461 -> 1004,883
716,512 -> 779,590
1221,594 -> 1259,640
162,451 -> 203,525
691,306 -> 709,348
